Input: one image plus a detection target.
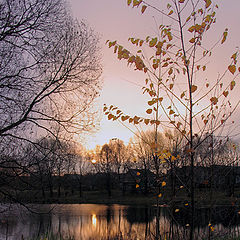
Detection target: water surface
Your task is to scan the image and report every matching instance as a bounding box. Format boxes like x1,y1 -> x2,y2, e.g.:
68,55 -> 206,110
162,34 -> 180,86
0,204 -> 239,239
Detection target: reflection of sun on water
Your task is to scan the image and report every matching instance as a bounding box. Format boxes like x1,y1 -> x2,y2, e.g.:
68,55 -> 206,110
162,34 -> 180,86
92,214 -> 97,227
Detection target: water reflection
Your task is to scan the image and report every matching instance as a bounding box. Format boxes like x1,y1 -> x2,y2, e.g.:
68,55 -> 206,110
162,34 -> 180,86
92,214 -> 97,227
0,204 -> 240,240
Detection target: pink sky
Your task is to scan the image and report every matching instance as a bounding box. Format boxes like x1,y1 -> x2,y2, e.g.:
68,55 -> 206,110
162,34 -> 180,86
69,0 -> 240,149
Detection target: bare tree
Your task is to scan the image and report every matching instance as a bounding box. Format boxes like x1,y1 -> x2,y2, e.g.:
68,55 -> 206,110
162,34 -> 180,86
109,138 -> 127,180
0,0 -> 102,206
99,144 -> 113,197
0,0 -> 102,142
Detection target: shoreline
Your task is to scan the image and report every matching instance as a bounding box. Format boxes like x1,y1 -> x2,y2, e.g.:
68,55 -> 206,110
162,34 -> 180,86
3,191 -> 240,208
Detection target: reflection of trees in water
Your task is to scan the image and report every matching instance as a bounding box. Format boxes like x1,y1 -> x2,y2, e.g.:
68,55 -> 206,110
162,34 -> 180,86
157,206 -> 240,239
171,206 -> 240,228
2,204 -> 240,239
0,209 -> 53,240
125,206 -> 154,224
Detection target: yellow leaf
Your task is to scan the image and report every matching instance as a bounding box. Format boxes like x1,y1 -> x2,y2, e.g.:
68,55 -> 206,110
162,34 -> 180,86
158,193 -> 162,198
230,80 -> 236,90
180,185 -> 184,189
109,41 -> 117,48
127,0 -> 132,5
185,203 -> 189,206
204,0 -> 211,8
146,109 -> 152,114
171,156 -> 176,161
167,32 -> 173,41
144,119 -> 150,125
133,116 -> 140,124
148,99 -> 156,106
162,181 -> 166,187
141,5 -> 147,14
221,29 -> 228,44
177,122 -> 182,129
228,65 -> 236,75
149,38 -> 157,47
198,8 -> 203,15
137,172 -> 140,176
189,38 -> 195,43
188,26 -> 195,33
136,184 -> 140,188
231,52 -> 237,61
210,97 -> 218,105
168,10 -> 173,15
153,63 -> 158,70
149,90 -> 156,97
203,66 -> 206,71
186,16 -> 191,22
135,56 -> 144,70
181,130 -> 186,135
166,152 -> 171,158
168,68 -> 173,75
175,209 -> 180,213
133,0 -> 140,7
108,114 -> 114,120
169,109 -> 175,115
223,91 -> 228,97
166,44 -> 172,50
162,62 -> 168,67
191,85 -> 197,93
121,115 -> 129,121
128,55 -> 135,64
179,0 -> 184,2
193,22 -> 200,29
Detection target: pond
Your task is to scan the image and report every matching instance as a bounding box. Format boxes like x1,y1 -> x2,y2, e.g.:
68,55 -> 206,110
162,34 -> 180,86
0,204 -> 240,240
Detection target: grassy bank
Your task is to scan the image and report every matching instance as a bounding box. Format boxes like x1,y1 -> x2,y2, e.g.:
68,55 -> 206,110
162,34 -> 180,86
2,188 -> 240,207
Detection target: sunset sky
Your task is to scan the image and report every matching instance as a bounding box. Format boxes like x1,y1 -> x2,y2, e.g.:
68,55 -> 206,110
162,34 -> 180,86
69,0 -> 240,149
